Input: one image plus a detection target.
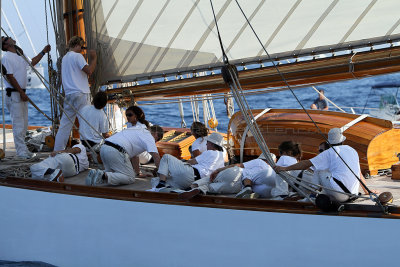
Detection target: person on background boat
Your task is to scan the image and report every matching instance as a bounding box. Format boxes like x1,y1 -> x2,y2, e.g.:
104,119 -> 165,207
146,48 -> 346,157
274,128 -> 369,202
178,152 -> 276,200
155,132 -> 225,191
310,89 -> 329,110
86,125 -> 164,186
125,105 -> 154,166
30,139 -> 88,182
54,36 -> 97,151
1,36 -> 50,159
189,121 -> 209,158
78,91 -> 110,149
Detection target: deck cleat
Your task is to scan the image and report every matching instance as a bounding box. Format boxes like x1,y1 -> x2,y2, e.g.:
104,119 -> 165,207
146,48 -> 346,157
378,192 -> 393,205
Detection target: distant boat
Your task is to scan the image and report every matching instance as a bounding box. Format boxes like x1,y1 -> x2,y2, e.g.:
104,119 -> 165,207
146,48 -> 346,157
26,64 -> 45,89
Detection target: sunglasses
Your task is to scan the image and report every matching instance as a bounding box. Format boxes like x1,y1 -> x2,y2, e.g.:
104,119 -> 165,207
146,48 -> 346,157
126,113 -> 135,117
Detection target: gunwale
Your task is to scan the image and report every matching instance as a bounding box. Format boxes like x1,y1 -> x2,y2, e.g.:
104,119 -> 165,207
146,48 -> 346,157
0,176 -> 399,219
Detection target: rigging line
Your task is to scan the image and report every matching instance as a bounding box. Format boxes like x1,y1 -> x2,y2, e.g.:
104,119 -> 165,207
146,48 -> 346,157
5,38 -> 107,149
228,67 -> 314,202
0,29 -> 53,122
209,1 -> 313,201
234,0 -> 382,209
361,86 -> 374,115
45,0 -> 55,131
209,0 -> 229,65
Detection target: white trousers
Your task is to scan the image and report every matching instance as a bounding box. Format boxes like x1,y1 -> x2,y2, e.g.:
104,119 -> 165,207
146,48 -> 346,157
30,153 -> 76,180
316,171 -> 350,202
250,170 -> 276,198
195,166 -> 243,194
100,145 -> 135,185
158,154 -> 195,189
5,92 -> 29,157
54,92 -> 90,151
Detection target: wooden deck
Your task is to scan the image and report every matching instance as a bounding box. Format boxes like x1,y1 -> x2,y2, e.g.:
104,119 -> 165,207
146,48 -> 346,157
2,135 -> 400,210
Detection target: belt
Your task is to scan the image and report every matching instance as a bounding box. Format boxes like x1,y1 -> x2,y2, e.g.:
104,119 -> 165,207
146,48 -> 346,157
6,88 -> 26,97
332,177 -> 351,194
105,141 -> 127,154
193,167 -> 201,181
82,139 -> 97,148
69,153 -> 80,174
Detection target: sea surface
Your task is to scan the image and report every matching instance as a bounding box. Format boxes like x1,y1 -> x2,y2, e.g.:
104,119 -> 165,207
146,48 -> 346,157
1,72 -> 400,132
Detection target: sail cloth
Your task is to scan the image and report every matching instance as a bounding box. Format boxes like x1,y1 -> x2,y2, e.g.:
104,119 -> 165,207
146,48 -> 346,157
82,0 -> 400,85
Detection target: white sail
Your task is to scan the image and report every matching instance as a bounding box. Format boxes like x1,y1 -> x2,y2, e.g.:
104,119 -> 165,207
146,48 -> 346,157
83,0 -> 400,84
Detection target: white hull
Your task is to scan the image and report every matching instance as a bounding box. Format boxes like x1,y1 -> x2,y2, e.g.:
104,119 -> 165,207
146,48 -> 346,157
26,65 -> 45,89
0,185 -> 398,266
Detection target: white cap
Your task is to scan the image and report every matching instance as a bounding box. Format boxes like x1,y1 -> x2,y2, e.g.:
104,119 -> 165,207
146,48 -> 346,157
206,132 -> 224,148
328,128 -> 346,144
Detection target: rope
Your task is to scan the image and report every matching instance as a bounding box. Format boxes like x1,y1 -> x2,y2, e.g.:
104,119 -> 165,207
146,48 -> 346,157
233,0 -> 384,210
0,31 -> 105,157
178,98 -> 186,128
210,0 -> 314,202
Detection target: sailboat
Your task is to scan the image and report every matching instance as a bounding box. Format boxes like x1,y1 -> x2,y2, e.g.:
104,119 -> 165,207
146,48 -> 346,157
1,1 -> 400,266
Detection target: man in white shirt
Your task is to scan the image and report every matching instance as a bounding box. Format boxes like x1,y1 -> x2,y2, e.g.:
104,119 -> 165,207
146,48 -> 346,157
155,132 -> 225,191
86,125 -> 164,186
30,139 -> 89,182
54,36 -> 97,151
274,128 -> 368,202
1,36 -> 50,159
78,91 -> 110,148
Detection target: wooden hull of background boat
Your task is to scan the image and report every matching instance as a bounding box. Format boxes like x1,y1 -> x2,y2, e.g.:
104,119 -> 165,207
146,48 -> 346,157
0,179 -> 399,266
228,109 -> 400,175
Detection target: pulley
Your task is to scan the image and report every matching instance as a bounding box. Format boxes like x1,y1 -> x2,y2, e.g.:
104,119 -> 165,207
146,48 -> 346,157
45,135 -> 55,149
378,192 -> 393,205
208,118 -> 218,129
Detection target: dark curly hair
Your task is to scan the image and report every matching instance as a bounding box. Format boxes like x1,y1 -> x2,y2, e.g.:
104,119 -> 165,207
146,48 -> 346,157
126,105 -> 150,128
190,121 -> 208,139
278,141 -> 302,159
93,91 -> 108,109
150,125 -> 164,142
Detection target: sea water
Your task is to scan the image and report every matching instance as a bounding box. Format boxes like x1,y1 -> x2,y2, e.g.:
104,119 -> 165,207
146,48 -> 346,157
1,72 -> 399,132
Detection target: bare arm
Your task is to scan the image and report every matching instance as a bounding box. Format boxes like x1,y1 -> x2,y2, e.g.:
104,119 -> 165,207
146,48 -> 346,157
51,146 -> 81,157
192,149 -> 201,158
82,50 -> 97,75
210,163 -> 243,181
130,156 -> 140,176
31,45 -> 51,66
6,74 -> 28,101
187,158 -> 198,165
102,132 -> 110,138
150,152 -> 160,168
274,160 -> 312,173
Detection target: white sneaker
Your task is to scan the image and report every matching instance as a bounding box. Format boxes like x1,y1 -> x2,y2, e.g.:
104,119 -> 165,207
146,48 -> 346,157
85,169 -> 97,186
17,152 -> 37,160
93,170 -> 106,186
49,169 -> 64,182
235,187 -> 253,198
